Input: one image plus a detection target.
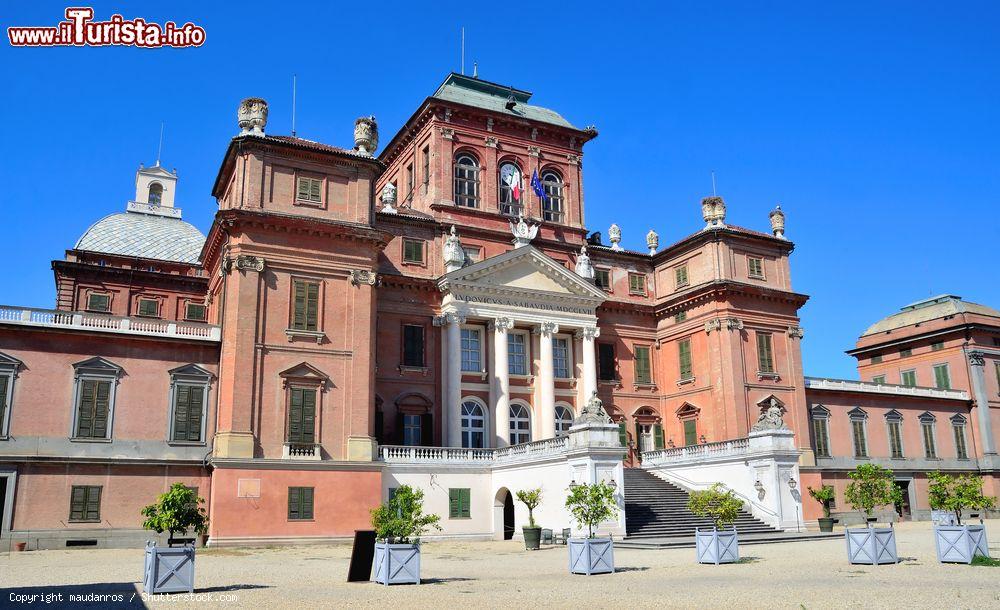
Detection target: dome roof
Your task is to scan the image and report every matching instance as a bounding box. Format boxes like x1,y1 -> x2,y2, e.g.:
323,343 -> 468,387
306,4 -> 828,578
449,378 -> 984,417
862,294 -> 1000,336
74,211 -> 206,264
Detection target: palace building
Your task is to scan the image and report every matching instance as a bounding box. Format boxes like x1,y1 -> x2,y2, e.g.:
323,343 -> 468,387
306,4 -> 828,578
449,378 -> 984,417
0,74 -> 997,548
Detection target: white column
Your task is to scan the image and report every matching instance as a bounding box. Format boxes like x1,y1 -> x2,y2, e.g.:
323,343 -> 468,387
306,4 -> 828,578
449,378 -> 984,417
445,313 -> 464,447
491,317 -> 514,447
576,326 -> 600,401
537,322 -> 559,440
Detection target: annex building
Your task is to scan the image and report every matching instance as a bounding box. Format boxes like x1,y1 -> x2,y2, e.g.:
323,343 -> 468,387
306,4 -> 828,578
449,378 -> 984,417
0,74 -> 998,548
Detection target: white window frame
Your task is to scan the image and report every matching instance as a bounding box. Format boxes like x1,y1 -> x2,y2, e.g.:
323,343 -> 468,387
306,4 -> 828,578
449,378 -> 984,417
460,324 -> 485,373
554,404 -> 574,437
508,330 -> 531,377
900,368 -> 917,387
460,397 -> 489,449
884,411 -> 904,459
848,408 -> 868,459
509,401 -> 532,445
402,413 -> 422,447
0,352 -> 21,439
166,365 -> 212,445
69,358 -> 122,442
810,405 -> 831,458
552,334 -> 573,380
951,414 -> 969,460
920,412 -> 938,459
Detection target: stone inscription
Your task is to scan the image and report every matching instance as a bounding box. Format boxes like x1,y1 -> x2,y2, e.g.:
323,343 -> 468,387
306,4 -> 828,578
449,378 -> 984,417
454,293 -> 592,315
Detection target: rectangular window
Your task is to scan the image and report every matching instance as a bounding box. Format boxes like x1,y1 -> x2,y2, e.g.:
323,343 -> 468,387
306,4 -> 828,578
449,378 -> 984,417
757,333 -> 775,374
296,176 -> 322,203
678,339 -> 693,380
953,424 -> 968,459
674,311 -> 687,323
0,373 -> 9,435
871,354 -> 882,364
460,328 -> 481,372
899,348 -> 912,358
171,384 -> 205,442
287,387 -> 317,444
628,273 -> 646,296
402,325 -> 425,367
292,280 -> 320,331
598,343 -> 616,381
675,265 -> 689,289
872,375 -> 886,385
86,293 -> 110,312
137,298 -> 159,317
508,332 -> 527,376
634,345 -> 652,384
462,245 -> 481,263
812,418 -> 830,457
747,256 -> 765,279
75,379 -> 111,439
402,414 -> 421,446
402,239 -> 425,264
852,419 -> 868,458
449,488 -> 471,519
422,146 -> 430,185
553,337 -> 570,379
933,364 -> 951,390
683,419 -> 697,446
185,302 -> 207,322
923,422 -> 937,458
900,370 -> 916,387
594,268 -> 611,291
931,341 -> 944,352
406,163 -> 414,200
288,487 -> 315,520
69,485 -> 102,522
888,421 -> 904,458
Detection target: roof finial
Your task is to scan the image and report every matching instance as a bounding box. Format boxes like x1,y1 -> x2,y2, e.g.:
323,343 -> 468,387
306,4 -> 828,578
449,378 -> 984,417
701,196 -> 726,229
769,204 -> 786,239
472,61 -> 478,79
608,223 -> 622,251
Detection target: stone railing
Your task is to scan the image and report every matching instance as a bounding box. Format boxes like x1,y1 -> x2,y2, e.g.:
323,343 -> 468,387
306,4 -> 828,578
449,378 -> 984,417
804,376 -> 969,401
378,436 -> 570,465
0,305 -> 221,342
282,443 -> 321,460
641,437 -> 751,465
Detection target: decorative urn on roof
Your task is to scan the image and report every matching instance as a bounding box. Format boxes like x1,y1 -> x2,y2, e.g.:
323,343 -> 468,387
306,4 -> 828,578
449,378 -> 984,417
237,98 -> 268,136
769,205 -> 786,239
443,226 -> 465,273
646,229 -> 659,255
575,244 -> 595,280
608,224 -> 622,251
354,116 -> 378,156
701,196 -> 726,229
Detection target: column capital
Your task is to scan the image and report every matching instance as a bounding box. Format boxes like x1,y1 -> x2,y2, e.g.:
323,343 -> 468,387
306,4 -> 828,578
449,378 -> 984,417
489,317 -> 515,332
968,351 -> 986,367
433,312 -> 466,327
575,326 -> 600,341
533,322 -> 560,336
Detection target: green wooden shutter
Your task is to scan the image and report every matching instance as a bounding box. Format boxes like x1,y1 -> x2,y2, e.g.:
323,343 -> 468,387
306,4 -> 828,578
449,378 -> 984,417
297,178 -> 310,201
85,486 -> 101,522
934,366 -> 950,389
310,178 -> 321,202
187,387 -> 204,442
70,486 -> 87,520
76,380 -> 95,437
92,381 -> 110,438
617,421 -> 627,447
757,334 -> 774,373
679,340 -> 692,379
306,283 -> 319,331
653,424 -> 665,450
288,487 -> 301,519
634,346 -> 650,384
301,389 -> 316,444
954,425 -> 968,459
0,374 -> 8,432
461,488 -> 471,518
173,385 -> 190,441
449,488 -> 460,518
634,421 -> 642,449
288,388 -> 303,443
293,281 -> 307,330
302,487 -> 314,519
684,419 -> 697,446
813,419 -> 829,456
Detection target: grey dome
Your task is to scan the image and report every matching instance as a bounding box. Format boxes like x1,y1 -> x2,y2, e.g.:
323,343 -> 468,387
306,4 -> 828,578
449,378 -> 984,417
75,211 -> 206,264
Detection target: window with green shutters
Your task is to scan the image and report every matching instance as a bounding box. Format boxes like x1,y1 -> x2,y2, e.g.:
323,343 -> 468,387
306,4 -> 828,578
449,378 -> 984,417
756,333 -> 775,374
137,298 -> 159,317
931,341 -> 944,352
812,417 -> 830,457
69,485 -> 102,522
296,176 -> 322,203
292,280 -> 320,331
449,488 -> 471,519
899,348 -> 912,358
683,419 -> 697,446
850,413 -> 868,458
287,387 -> 317,444
653,423 -> 665,449
171,384 -> 205,442
75,379 -> 111,439
921,418 -> 937,459
594,268 -> 611,291
747,256 -> 765,279
86,293 -> 110,312
674,311 -> 687,323
871,354 -> 882,364
0,373 -> 9,435
872,375 -> 886,385
887,420 -> 904,458
674,265 -> 689,289
933,364 -> 950,390
185,302 -> 207,322
634,345 -> 652,384
617,421 -> 627,447
402,325 -> 425,367
900,370 -> 916,387
953,422 -> 969,459
678,339 -> 693,380
628,273 -> 646,295
288,487 -> 314,520
402,238 -> 425,264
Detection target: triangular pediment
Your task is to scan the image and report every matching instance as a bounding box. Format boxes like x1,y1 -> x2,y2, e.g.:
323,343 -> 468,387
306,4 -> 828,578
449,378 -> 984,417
72,356 -> 122,374
279,362 -> 329,381
439,246 -> 606,300
168,363 -> 215,379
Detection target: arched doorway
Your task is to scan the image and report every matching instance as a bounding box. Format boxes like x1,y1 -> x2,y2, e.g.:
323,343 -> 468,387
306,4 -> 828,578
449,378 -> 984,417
494,487 -> 515,540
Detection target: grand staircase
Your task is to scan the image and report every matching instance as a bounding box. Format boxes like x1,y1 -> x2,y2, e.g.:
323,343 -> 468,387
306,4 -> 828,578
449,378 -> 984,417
624,468 -> 781,539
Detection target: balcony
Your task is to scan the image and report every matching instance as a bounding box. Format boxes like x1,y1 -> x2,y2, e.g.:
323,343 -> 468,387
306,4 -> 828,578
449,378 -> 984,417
282,443 -> 321,460
0,305 -> 221,342
378,436 -> 570,465
642,438 -> 751,466
804,376 -> 969,401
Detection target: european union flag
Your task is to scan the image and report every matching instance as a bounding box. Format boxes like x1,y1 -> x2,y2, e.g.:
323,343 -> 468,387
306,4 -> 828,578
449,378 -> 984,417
531,169 -> 547,202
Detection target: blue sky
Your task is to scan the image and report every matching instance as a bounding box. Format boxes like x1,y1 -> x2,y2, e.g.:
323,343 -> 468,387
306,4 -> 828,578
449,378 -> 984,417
1,1 -> 997,379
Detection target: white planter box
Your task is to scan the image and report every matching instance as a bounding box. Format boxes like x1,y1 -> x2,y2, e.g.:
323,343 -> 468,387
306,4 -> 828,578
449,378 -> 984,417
568,537 -> 615,575
695,527 -> 739,565
143,542 -> 195,594
845,526 -> 897,565
934,524 -> 989,564
373,542 -> 421,585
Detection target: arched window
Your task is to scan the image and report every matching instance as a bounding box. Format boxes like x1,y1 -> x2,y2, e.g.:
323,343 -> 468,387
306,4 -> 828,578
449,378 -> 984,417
461,400 -> 485,448
148,183 -> 163,205
453,154 -> 480,208
509,403 -> 531,445
541,170 -> 564,222
555,405 -> 574,437
498,161 -> 523,216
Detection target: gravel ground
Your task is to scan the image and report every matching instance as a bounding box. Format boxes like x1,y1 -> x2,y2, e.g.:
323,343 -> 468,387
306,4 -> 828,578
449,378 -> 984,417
2,520 -> 999,609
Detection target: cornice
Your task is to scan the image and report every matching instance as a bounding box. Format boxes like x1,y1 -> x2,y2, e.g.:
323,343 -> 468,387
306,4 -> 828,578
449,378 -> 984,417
653,280 -> 810,317
51,260 -> 209,290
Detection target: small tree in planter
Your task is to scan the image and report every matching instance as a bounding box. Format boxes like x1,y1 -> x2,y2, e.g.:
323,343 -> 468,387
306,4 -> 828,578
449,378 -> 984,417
565,482 -> 618,575
808,485 -> 837,532
140,483 -> 207,594
370,485 -> 441,585
516,488 -> 543,550
688,483 -> 742,564
843,464 -> 903,565
927,471 -> 995,564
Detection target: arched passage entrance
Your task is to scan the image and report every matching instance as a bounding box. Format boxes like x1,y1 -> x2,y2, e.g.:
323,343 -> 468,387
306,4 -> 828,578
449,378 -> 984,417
494,487 -> 515,540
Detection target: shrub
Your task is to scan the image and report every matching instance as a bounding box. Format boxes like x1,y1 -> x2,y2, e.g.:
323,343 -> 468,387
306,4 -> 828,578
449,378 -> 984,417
370,485 -> 441,543
687,483 -> 742,530
140,483 -> 208,542
927,471 -> 996,525
565,482 -> 618,538
843,464 -> 903,519
808,485 -> 836,519
516,488 -> 542,528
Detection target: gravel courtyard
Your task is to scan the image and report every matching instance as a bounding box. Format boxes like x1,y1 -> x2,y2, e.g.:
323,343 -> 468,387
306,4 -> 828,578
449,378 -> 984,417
3,520 -> 999,609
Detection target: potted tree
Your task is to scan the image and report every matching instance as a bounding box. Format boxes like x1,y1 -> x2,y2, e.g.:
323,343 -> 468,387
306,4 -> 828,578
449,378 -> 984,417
516,488 -> 543,550
140,483 -> 208,594
927,471 -> 995,564
565,481 -> 618,575
843,464 -> 903,565
688,483 -> 743,564
370,485 -> 441,585
808,485 -> 837,532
